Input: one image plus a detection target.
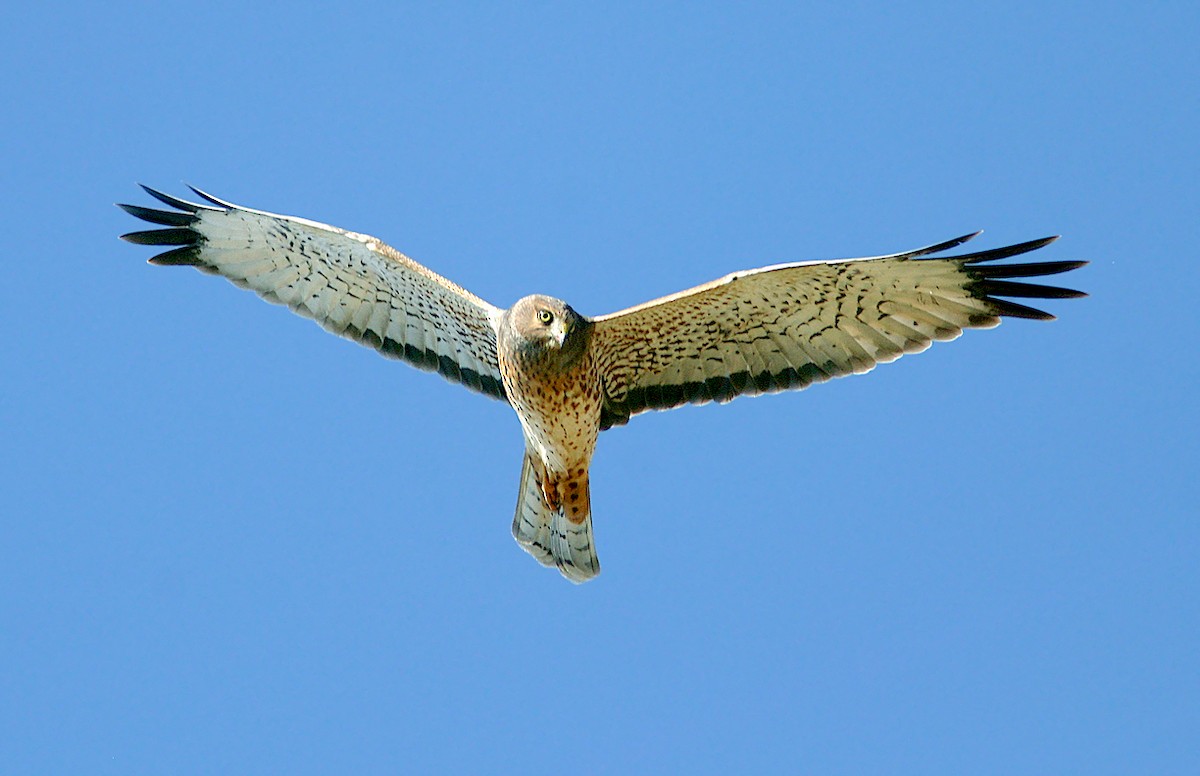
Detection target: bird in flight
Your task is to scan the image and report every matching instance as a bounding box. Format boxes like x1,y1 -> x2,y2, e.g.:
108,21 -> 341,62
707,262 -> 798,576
119,185 -> 1086,583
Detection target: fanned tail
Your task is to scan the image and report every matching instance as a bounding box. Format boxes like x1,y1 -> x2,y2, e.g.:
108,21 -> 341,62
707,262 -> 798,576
511,456 -> 600,583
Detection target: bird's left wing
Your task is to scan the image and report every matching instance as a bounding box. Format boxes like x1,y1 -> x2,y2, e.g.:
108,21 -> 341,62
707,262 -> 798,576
590,233 -> 1085,429
119,186 -> 507,399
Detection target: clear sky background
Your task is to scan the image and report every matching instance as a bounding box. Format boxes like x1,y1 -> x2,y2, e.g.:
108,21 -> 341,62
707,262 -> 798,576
2,3 -> 1196,773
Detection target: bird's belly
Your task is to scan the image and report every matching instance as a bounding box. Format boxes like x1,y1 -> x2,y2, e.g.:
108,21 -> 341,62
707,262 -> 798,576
521,416 -> 594,474
507,371 -> 602,476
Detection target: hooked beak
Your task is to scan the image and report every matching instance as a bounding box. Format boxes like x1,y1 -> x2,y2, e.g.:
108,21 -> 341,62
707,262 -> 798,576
553,319 -> 570,347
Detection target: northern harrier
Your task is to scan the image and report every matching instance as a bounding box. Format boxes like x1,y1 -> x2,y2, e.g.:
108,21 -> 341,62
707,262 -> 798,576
119,186 -> 1086,582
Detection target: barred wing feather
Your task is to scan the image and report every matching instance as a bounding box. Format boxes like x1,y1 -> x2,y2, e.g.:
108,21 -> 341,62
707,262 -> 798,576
592,233 -> 1085,429
119,186 -> 507,400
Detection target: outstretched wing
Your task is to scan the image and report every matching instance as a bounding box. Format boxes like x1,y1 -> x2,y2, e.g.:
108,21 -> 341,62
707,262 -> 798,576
119,186 -> 508,400
592,233 -> 1085,429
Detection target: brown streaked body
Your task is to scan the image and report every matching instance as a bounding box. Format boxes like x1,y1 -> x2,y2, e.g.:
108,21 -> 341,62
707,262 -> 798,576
498,295 -> 600,525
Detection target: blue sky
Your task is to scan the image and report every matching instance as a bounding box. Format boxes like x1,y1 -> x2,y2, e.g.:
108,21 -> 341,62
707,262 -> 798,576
2,2 -> 1197,773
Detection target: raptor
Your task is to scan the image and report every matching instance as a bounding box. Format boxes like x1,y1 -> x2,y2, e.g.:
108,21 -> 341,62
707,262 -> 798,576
120,186 -> 1086,582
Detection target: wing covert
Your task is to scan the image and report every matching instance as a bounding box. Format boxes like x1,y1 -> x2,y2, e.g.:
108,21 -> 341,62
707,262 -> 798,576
591,233 -> 1085,429
119,186 -> 507,400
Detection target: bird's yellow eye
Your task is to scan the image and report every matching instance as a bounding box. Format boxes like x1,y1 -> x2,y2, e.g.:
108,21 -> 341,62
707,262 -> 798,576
537,309 -> 553,325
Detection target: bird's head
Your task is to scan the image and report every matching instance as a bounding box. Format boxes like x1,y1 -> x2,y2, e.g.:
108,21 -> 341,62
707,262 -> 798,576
502,294 -> 591,368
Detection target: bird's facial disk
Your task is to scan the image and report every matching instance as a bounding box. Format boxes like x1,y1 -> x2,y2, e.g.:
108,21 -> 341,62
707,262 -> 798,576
505,295 -> 588,367
534,305 -> 571,347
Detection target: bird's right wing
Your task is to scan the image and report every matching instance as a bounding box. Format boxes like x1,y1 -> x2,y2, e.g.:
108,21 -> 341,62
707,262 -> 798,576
119,186 -> 508,400
591,233 -> 1085,429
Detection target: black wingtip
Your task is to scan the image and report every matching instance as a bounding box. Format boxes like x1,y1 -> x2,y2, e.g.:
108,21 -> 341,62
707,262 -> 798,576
137,184 -> 219,213
933,231 -> 984,253
962,235 -> 1060,264
959,238 -> 1086,320
975,280 -> 1087,300
119,228 -> 198,246
955,236 -> 1089,321
146,246 -> 204,267
185,184 -> 236,209
116,202 -> 199,227
986,298 -> 1058,321
976,259 -> 1088,279
899,231 -> 984,259
953,230 -> 984,247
